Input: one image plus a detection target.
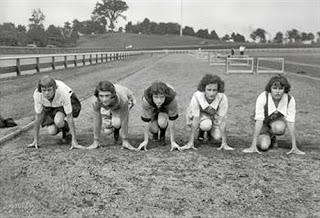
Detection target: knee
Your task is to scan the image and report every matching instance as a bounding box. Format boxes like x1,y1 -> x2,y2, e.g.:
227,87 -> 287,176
157,113 -> 168,129
211,128 -> 221,141
199,119 -> 212,132
270,120 -> 286,136
103,127 -> 114,135
47,125 -> 58,135
54,113 -> 65,129
112,116 -> 121,129
258,135 -> 271,151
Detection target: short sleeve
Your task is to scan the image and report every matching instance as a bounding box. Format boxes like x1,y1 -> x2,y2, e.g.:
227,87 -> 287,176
167,98 -> 178,120
285,96 -> 296,122
217,94 -> 228,117
62,93 -> 72,114
33,90 -> 43,114
189,93 -> 200,117
141,97 -> 153,122
254,92 -> 267,121
91,97 -> 101,112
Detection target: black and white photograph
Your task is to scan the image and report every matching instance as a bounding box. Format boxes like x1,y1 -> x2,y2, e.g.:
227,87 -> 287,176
0,0 -> 319,217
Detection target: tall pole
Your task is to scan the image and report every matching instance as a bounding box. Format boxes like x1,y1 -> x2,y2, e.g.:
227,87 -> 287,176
180,0 -> 183,37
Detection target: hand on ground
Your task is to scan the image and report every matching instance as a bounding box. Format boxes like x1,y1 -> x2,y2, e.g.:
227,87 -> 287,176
122,141 -> 137,151
136,140 -> 148,151
181,142 -> 197,151
69,141 -> 86,150
170,141 -> 182,152
242,146 -> 261,154
86,140 -> 100,149
27,140 -> 39,149
287,148 -> 306,155
218,143 -> 235,151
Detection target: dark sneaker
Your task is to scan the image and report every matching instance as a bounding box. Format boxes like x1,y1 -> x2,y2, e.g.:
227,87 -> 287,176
207,132 -> 213,142
61,121 -> 71,144
159,127 -> 166,146
114,128 -> 121,144
61,132 -> 72,144
159,135 -> 166,146
197,130 -> 205,142
152,132 -> 159,141
270,135 -> 278,148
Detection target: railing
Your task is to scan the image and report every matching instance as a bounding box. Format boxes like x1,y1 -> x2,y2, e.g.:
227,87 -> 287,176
0,50 -> 188,78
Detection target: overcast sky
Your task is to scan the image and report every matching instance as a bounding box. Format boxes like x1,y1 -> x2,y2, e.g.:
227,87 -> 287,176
1,0 -> 319,40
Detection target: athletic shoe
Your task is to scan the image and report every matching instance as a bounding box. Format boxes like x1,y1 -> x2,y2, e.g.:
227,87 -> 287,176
114,128 -> 121,144
152,132 -> 159,141
270,135 -> 278,148
197,130 -> 205,142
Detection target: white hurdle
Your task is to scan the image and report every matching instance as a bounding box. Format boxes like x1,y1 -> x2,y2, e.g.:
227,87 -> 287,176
256,57 -> 285,74
225,57 -> 254,74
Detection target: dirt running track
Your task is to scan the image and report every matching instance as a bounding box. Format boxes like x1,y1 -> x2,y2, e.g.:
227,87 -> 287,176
1,54 -> 320,217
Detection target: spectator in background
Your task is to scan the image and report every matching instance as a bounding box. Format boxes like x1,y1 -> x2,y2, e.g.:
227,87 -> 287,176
239,46 -> 246,55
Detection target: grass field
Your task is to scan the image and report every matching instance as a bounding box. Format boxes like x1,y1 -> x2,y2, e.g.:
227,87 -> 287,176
0,49 -> 320,217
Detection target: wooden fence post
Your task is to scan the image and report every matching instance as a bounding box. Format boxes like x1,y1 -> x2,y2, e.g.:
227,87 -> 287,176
74,55 -> 77,67
16,58 -> 21,76
52,56 -> 56,70
36,57 -> 40,73
64,56 -> 68,68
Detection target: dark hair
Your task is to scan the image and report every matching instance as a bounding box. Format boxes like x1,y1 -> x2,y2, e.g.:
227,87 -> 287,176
197,74 -> 225,93
144,81 -> 176,106
94,81 -> 116,97
265,75 -> 291,93
37,75 -> 57,92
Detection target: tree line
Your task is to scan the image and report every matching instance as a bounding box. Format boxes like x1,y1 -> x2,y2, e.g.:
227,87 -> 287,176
1,0 -> 319,47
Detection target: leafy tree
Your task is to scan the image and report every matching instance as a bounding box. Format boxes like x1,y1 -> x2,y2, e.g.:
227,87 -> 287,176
182,26 -> 195,36
196,29 -> 209,39
273,32 -> 283,44
46,25 -> 62,45
250,28 -> 266,43
286,29 -> 301,43
221,34 -> 230,41
92,0 -> 128,32
231,32 -> 245,42
149,22 -> 158,34
141,18 -> 151,34
156,23 -> 167,35
125,21 -> 133,33
27,26 -> 47,46
0,23 -> 18,45
28,8 -> 45,30
16,25 -> 28,45
72,19 -> 81,34
307,32 -> 315,41
166,23 -> 179,35
301,32 -> 314,41
209,30 -> 219,40
91,13 -> 107,33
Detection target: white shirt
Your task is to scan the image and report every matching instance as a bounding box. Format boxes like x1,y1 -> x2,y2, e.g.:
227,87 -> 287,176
188,91 -> 228,118
254,91 -> 296,123
33,80 -> 73,114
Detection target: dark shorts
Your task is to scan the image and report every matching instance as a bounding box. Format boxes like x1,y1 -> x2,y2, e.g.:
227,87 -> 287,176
260,116 -> 286,136
41,93 -> 81,127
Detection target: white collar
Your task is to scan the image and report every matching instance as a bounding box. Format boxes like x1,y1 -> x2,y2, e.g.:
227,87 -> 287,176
267,93 -> 288,116
196,91 -> 222,110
